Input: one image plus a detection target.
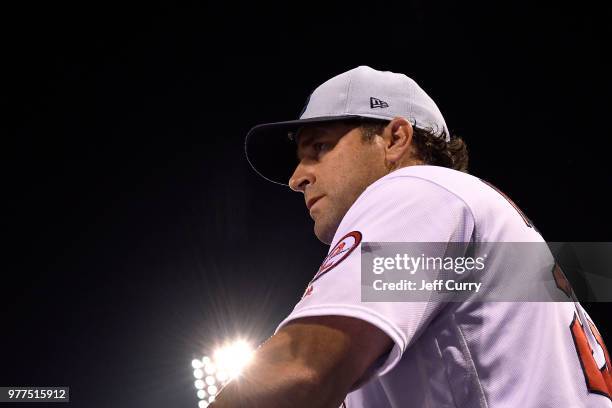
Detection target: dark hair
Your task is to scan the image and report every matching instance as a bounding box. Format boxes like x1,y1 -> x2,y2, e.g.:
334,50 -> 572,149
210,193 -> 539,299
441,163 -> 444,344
358,118 -> 469,173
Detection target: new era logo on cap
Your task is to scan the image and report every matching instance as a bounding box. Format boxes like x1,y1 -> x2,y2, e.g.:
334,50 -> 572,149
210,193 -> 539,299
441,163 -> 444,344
370,97 -> 389,109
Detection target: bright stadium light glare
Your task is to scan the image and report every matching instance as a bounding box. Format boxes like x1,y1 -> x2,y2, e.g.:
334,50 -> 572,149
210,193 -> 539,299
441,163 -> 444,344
193,339 -> 254,406
213,340 -> 254,379
216,371 -> 228,382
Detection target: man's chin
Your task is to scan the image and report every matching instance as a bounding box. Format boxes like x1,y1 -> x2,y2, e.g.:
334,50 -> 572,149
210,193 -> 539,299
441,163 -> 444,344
313,220 -> 338,246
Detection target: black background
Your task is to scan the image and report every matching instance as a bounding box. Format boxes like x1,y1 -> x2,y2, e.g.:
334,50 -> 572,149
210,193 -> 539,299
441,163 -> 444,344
2,1 -> 611,407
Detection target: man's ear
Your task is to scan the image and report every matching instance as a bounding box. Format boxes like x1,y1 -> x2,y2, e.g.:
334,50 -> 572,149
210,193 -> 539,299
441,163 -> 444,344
384,117 -> 414,165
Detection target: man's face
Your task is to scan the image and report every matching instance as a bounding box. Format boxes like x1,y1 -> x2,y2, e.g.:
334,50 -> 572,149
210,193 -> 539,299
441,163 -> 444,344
289,121 -> 388,244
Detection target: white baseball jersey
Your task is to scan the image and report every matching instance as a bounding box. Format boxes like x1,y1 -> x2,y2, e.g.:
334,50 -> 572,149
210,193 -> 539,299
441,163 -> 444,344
276,165 -> 612,408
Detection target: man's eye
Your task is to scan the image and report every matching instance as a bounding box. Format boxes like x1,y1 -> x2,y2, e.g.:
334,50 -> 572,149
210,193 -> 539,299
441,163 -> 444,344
313,142 -> 330,153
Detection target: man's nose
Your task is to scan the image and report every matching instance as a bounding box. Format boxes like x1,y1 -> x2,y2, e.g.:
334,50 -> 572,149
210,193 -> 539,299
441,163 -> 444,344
288,162 -> 315,192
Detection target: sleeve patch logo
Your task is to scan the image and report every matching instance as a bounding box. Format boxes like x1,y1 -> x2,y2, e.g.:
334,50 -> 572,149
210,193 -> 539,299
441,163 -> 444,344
301,285 -> 314,299
310,231 -> 362,284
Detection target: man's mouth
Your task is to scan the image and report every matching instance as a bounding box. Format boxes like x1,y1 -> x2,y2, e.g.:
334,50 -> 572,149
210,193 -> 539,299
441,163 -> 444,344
306,195 -> 324,210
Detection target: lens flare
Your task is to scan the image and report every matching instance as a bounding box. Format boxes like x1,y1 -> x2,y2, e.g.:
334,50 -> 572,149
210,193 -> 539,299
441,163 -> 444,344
192,339 -> 254,406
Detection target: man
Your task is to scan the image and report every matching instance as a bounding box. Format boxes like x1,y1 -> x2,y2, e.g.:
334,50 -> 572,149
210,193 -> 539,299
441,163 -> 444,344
212,66 -> 612,407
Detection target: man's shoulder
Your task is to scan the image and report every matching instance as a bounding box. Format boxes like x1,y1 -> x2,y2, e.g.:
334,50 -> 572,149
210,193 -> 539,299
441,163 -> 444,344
379,165 -> 480,189
332,165 -> 478,247
362,165 -> 485,205
342,165 -> 478,228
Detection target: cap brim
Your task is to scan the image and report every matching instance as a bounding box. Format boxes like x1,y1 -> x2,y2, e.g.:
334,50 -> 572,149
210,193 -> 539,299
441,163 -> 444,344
244,115 -> 362,186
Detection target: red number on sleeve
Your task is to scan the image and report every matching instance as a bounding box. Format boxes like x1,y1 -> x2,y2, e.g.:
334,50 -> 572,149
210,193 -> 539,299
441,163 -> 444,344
570,313 -> 612,399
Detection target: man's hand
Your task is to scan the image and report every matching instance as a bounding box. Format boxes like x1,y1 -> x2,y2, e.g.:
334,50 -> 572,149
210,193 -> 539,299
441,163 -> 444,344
212,315 -> 393,408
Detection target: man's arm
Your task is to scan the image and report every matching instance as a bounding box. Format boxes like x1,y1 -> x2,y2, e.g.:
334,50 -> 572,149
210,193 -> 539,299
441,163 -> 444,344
211,315 -> 393,408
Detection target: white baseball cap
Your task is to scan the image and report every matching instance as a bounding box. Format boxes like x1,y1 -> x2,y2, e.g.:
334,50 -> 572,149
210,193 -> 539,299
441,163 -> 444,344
245,65 -> 450,186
